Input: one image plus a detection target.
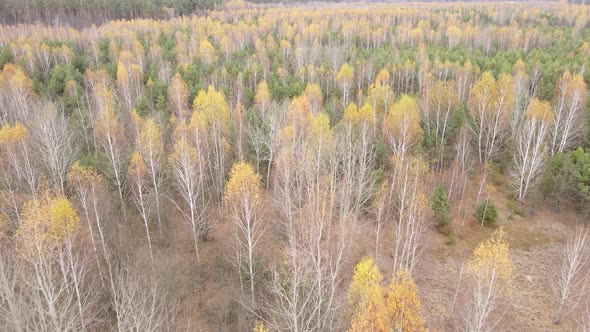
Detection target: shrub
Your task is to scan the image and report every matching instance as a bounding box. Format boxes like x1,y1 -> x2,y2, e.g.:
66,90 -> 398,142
475,199 -> 498,226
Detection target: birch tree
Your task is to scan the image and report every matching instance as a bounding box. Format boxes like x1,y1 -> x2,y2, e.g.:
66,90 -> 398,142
169,124 -> 208,265
510,99 -> 553,203
549,71 -> 588,155
553,226 -> 589,325
463,228 -> 513,332
225,162 -> 265,304
383,95 -> 423,163
128,152 -> 155,264
469,72 -> 514,165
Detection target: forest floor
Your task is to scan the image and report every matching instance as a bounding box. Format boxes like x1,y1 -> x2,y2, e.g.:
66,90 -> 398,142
123,173 -> 588,331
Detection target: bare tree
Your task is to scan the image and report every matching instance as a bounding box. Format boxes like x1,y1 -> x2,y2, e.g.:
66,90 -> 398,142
549,71 -> 588,155
128,152 -> 155,264
112,266 -> 178,332
375,156 -> 430,274
554,226 -> 590,325
94,83 -> 129,222
30,102 -> 76,193
169,127 -> 209,265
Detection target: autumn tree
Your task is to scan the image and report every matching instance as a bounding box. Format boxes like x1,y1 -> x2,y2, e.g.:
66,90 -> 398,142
168,73 -> 189,120
383,95 -> 423,163
127,152 -> 155,264
348,257 -> 385,332
509,99 -> 553,203
15,193 -> 100,331
137,117 -> 165,236
374,157 -> 429,273
549,71 -> 588,155
338,102 -> 378,219
382,269 -> 427,332
463,228 -> 513,332
169,124 -> 208,265
225,162 -> 265,304
422,79 -> 459,169
348,257 -> 427,332
337,63 -> 355,107
66,162 -> 113,287
469,72 -> 515,165
193,85 -> 231,203
94,84 -> 129,222
0,122 -> 38,225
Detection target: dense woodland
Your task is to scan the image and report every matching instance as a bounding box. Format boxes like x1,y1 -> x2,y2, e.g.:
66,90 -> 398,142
1,1 -> 590,331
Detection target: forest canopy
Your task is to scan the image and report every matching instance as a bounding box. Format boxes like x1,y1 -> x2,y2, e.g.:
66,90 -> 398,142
1,1 -> 590,331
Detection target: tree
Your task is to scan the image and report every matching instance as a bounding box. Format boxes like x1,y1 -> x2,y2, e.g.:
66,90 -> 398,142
432,183 -> 451,229
549,71 -> 588,155
66,162 -> 113,287
348,258 -> 427,332
553,226 -> 589,325
112,265 -> 178,332
383,95 -> 423,162
15,193 -> 100,331
128,152 -> 155,264
509,99 -> 553,203
168,73 -> 189,120
469,72 -> 514,165
382,269 -> 427,332
94,84 -> 129,223
193,85 -> 231,203
0,122 -> 38,225
169,125 -> 208,265
422,79 -> 459,170
348,257 -> 385,332
336,63 -> 355,107
542,152 -> 573,212
224,162 -> 265,304
30,102 -> 76,193
375,157 -> 429,274
338,102 -> 378,220
137,117 -> 165,236
254,81 -> 272,115
463,228 -> 513,332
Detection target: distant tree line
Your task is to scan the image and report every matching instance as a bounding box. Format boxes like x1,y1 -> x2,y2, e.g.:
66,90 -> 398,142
0,0 -> 223,26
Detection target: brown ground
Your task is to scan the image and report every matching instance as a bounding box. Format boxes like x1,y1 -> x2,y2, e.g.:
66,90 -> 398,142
125,172 -> 589,331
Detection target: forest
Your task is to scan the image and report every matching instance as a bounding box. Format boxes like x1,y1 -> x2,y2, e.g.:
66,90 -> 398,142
0,1 -> 590,331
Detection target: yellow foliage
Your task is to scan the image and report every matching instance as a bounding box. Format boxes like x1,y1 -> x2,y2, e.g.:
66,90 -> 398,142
336,63 -> 355,87
384,95 -> 423,145
348,258 -> 427,332
255,81 -> 272,112
384,269 -> 427,332
193,85 -> 230,129
253,321 -> 270,332
304,83 -> 323,111
225,162 -> 262,203
138,117 -> 164,157
287,95 -> 313,133
310,113 -> 332,144
128,151 -> 148,180
17,194 -> 80,253
0,122 -> 28,145
67,161 -> 102,188
526,98 -> 553,124
466,228 -> 513,283
348,257 -> 383,308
